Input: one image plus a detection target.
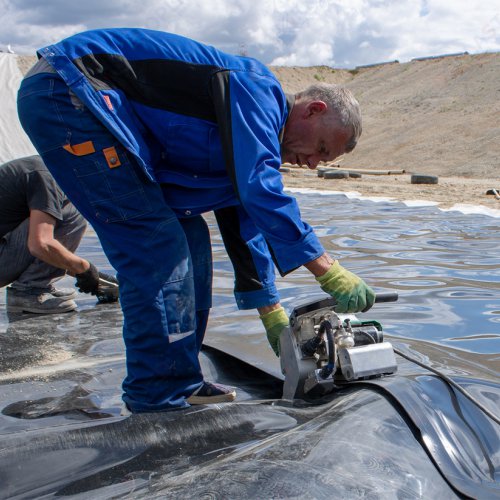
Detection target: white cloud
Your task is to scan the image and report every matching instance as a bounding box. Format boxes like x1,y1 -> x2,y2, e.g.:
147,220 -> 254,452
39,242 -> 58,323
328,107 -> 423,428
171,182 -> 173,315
0,0 -> 498,67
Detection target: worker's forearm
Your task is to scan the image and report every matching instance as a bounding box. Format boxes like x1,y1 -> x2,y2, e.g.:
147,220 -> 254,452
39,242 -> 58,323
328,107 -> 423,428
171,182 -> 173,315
29,239 -> 89,276
304,252 -> 335,277
257,303 -> 282,315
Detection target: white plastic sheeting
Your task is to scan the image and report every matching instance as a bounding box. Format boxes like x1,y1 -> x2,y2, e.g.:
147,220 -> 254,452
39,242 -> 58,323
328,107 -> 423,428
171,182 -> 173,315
0,53 -> 37,164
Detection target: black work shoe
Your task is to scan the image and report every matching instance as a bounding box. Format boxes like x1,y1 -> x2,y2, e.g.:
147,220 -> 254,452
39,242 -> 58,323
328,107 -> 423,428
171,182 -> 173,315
6,287 -> 77,314
187,381 -> 236,405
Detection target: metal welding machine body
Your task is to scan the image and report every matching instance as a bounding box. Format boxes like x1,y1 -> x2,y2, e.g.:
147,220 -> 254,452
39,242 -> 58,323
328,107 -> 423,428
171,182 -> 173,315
280,295 -> 398,400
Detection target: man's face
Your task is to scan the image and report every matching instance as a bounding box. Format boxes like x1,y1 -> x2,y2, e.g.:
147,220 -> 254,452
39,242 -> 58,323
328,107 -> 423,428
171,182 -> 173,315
281,101 -> 352,169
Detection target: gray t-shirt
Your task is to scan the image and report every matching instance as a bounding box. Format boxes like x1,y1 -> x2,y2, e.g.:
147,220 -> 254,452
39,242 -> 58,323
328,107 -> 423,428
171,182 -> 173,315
0,156 -> 67,238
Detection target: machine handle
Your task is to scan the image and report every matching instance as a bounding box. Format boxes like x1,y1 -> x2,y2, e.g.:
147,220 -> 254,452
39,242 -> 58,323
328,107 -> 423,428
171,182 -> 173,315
374,291 -> 399,303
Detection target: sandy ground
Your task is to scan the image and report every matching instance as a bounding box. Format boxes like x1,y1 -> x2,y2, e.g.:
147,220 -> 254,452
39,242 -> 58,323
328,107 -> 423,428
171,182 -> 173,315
281,165 -> 500,212
272,53 -> 500,213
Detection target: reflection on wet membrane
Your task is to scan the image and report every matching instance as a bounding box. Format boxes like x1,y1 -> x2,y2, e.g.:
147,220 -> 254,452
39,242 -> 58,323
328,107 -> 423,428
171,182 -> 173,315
449,334 -> 500,340
0,192 -> 499,498
0,390 -> 454,499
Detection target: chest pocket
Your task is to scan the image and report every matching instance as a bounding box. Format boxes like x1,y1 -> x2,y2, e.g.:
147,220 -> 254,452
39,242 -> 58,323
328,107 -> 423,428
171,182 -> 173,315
165,123 -> 227,177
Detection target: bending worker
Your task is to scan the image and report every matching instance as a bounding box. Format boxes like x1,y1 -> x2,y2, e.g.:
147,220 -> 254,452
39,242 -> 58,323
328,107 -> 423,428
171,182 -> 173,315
0,155 -> 118,313
18,28 -> 375,412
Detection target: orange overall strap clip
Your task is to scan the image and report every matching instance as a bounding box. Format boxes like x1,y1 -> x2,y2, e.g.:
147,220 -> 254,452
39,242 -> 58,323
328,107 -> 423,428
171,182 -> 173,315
103,147 -> 122,169
63,141 -> 95,156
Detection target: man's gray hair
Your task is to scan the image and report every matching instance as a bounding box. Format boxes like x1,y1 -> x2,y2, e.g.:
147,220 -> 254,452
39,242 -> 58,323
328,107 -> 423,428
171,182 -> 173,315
297,83 -> 362,152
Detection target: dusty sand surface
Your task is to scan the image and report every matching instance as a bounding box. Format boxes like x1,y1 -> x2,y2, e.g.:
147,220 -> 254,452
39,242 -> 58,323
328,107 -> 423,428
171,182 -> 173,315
271,53 -> 500,178
281,165 -> 500,211
16,53 -> 500,211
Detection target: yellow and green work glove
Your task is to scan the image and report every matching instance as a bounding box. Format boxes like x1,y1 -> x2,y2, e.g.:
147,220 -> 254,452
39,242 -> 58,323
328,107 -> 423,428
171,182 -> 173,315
260,306 -> 289,356
316,261 -> 375,313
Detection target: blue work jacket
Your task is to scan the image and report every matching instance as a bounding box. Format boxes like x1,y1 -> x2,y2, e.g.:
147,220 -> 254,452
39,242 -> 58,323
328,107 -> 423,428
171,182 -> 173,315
38,28 -> 325,308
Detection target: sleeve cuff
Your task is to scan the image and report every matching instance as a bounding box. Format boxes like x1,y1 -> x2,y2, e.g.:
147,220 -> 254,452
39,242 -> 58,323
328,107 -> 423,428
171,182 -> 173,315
234,284 -> 280,310
272,231 -> 325,276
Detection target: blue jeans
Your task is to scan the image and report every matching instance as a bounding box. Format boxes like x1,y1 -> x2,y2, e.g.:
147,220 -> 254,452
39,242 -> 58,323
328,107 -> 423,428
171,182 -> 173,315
18,72 -> 212,412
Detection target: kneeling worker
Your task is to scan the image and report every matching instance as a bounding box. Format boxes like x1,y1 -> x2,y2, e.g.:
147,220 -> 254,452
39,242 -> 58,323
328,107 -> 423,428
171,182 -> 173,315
0,155 -> 118,313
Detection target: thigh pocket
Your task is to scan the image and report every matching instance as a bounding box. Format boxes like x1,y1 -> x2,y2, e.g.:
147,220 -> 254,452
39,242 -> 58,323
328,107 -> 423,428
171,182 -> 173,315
72,148 -> 153,223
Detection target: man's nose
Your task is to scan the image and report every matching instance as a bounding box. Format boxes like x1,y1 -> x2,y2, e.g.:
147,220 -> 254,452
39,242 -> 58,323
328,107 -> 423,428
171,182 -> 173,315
306,155 -> 320,169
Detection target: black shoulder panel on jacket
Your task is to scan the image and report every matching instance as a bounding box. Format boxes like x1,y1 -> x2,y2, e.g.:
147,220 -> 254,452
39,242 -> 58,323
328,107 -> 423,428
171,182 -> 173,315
74,53 -> 221,122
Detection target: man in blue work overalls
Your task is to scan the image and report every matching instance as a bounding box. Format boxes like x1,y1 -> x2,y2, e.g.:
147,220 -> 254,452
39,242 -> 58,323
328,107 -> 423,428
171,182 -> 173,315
18,28 -> 375,413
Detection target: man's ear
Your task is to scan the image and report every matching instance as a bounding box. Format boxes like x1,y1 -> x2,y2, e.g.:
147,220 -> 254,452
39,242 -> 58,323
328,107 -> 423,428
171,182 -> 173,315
305,100 -> 327,118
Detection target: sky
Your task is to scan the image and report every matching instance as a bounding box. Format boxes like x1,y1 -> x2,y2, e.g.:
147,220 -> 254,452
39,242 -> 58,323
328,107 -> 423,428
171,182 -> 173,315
0,0 -> 499,68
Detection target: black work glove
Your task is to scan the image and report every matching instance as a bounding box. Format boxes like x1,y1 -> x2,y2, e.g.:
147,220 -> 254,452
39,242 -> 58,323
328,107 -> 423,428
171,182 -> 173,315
75,262 -> 100,295
75,263 -> 119,303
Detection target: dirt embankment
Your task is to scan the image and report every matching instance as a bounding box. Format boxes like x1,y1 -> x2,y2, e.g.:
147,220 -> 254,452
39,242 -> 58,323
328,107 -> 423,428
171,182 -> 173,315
274,53 -> 500,210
